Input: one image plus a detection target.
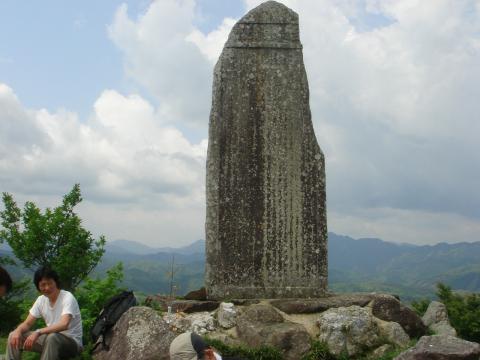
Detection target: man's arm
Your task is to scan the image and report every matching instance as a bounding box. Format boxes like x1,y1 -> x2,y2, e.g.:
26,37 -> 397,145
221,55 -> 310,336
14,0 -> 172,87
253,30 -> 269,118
23,314 -> 72,350
9,314 -> 37,349
38,313 -> 72,334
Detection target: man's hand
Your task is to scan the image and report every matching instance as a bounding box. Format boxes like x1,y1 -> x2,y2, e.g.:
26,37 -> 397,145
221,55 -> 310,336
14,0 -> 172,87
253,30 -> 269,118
9,330 -> 23,349
23,331 -> 40,350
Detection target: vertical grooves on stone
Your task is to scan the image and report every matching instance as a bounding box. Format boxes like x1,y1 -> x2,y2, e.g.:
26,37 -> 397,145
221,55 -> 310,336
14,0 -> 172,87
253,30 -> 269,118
206,1 -> 327,299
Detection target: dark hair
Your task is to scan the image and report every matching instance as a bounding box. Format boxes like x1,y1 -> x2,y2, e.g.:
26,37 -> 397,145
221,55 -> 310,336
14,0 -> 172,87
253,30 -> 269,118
191,332 -> 207,358
0,266 -> 13,293
33,266 -> 61,291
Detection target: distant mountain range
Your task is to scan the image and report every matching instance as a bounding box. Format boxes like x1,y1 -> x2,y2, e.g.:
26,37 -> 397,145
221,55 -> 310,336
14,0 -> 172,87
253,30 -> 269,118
2,233 -> 480,300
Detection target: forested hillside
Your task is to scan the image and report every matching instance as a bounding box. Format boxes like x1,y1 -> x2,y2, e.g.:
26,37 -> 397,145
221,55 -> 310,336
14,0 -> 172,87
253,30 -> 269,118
3,233 -> 479,300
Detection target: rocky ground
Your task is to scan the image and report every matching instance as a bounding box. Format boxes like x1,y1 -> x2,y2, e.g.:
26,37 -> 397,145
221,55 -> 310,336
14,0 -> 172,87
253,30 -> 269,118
92,293 -> 480,360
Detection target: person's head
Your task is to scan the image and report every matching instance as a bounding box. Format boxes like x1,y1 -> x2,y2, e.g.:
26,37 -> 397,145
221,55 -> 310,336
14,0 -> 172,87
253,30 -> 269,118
0,266 -> 13,297
34,266 -> 61,296
169,332 -> 222,360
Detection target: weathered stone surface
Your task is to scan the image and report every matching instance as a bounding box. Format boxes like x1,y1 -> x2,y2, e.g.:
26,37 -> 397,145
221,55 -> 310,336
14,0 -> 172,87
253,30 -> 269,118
93,306 -> 176,360
144,298 -> 219,313
231,299 -> 261,306
422,301 -> 449,326
431,321 -> 457,337
238,304 -> 284,324
270,293 -> 376,314
422,301 -> 457,337
394,335 -> 480,360
205,0 -> 327,299
217,302 -> 237,329
370,295 -> 427,338
317,306 -> 381,356
170,300 -> 220,313
375,318 -> 410,347
236,304 -> 311,360
184,287 -> 207,300
370,344 -> 395,359
164,311 -> 217,335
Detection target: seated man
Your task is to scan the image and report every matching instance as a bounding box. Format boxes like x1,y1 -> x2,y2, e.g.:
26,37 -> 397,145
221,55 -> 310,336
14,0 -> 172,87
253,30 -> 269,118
170,332 -> 246,360
170,332 -> 222,360
6,266 -> 83,360
0,265 -> 13,297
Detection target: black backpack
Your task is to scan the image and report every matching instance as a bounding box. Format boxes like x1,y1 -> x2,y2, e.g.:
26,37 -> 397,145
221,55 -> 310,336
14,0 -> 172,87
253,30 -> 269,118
91,290 -> 137,352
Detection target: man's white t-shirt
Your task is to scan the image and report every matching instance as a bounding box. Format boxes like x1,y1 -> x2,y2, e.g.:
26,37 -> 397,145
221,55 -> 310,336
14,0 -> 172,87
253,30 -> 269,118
30,289 -> 83,348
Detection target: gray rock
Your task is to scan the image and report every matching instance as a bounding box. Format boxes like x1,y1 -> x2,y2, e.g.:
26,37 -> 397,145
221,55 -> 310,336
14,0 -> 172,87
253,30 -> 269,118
394,335 -> 480,360
422,301 -> 457,337
205,0 -> 327,299
375,319 -> 410,347
238,303 -> 284,324
184,287 -> 207,301
270,293 -> 377,314
370,344 -> 395,359
164,312 -> 216,335
217,302 -> 237,329
93,306 -> 176,360
370,295 -> 427,338
431,321 -> 457,337
144,298 -> 219,313
422,301 -> 449,326
236,303 -> 311,360
317,305 -> 380,356
231,299 -> 261,306
170,300 -> 219,313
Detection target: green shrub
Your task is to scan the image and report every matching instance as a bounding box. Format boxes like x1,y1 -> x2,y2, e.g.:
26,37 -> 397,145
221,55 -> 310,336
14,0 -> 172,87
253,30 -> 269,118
301,341 -> 336,360
74,263 -> 125,344
436,283 -> 480,342
0,279 -> 32,336
410,298 -> 430,317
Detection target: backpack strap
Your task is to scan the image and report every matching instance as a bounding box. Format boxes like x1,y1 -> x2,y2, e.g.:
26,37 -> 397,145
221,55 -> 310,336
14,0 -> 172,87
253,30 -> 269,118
90,333 -> 110,353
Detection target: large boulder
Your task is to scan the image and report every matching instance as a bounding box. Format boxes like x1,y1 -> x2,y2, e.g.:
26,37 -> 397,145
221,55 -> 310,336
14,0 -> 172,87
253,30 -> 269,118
93,306 -> 176,360
270,293 -> 376,314
375,318 -> 410,347
170,300 -> 220,313
370,295 -> 426,338
236,304 -> 311,360
184,287 -> 207,300
164,311 -> 216,335
422,301 -> 457,337
143,296 -> 219,313
394,335 -> 480,360
217,302 -> 237,329
317,305 -> 381,356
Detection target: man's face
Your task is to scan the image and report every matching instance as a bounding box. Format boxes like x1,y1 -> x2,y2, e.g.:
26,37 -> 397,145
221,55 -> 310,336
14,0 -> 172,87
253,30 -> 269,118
38,277 -> 58,297
0,285 -> 6,298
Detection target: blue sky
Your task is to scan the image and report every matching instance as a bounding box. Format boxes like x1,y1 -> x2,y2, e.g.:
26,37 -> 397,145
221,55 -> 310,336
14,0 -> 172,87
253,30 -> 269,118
0,0 -> 479,247
0,0 -> 244,119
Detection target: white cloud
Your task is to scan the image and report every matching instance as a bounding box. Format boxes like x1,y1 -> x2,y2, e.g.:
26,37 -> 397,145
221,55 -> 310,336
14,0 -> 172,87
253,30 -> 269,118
1,0 -> 479,246
0,84 -> 207,245
241,0 -> 480,243
108,1 -> 213,127
186,17 -> 237,63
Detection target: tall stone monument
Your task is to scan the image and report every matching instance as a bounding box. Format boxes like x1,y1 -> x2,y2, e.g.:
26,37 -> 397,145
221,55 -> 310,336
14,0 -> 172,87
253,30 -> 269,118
205,1 -> 327,299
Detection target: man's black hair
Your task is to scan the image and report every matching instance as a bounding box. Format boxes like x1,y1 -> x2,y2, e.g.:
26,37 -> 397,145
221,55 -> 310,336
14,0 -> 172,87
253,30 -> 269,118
191,332 -> 207,358
0,266 -> 13,293
33,266 -> 61,291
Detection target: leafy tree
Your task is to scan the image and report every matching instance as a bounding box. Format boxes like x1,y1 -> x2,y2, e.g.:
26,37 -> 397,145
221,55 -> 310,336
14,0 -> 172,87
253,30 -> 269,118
0,184 -> 105,291
0,279 -> 31,335
436,283 -> 480,342
74,263 -> 125,342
